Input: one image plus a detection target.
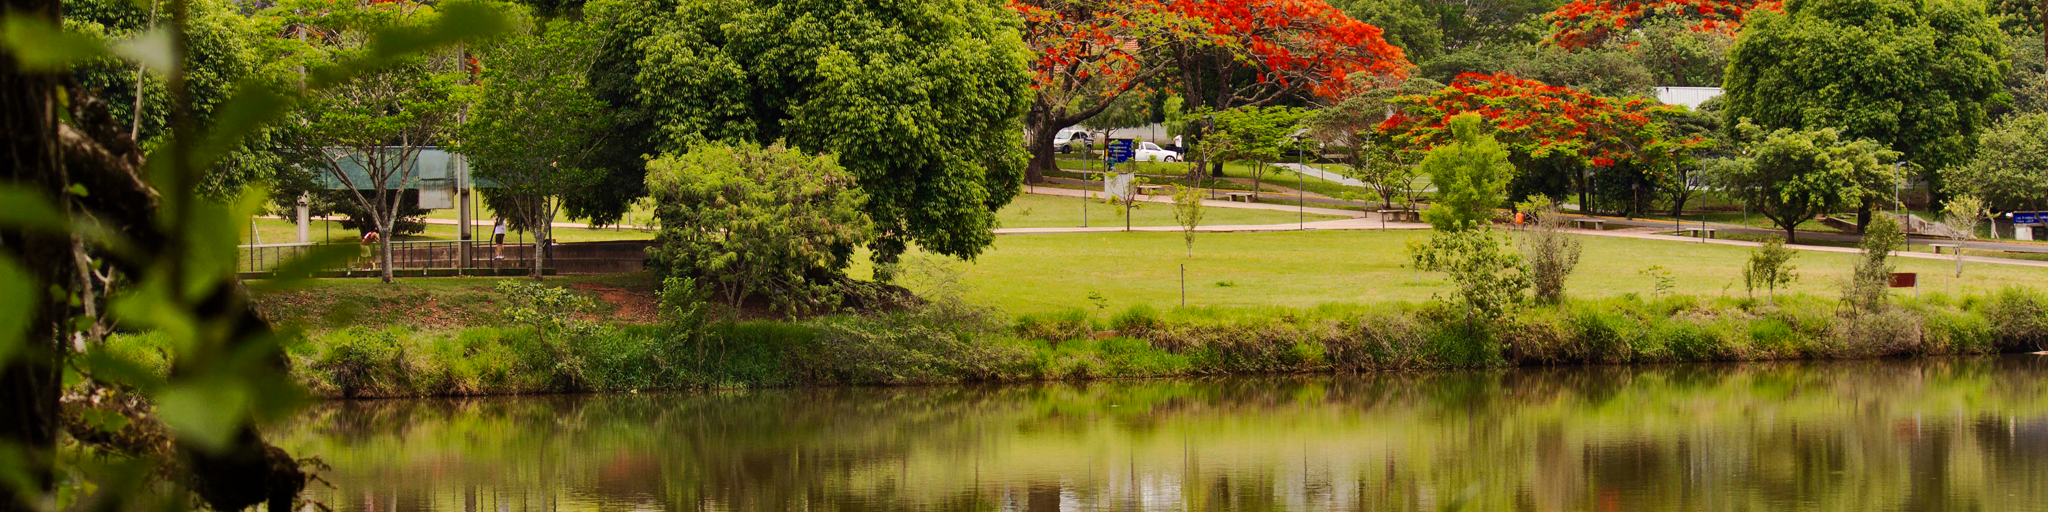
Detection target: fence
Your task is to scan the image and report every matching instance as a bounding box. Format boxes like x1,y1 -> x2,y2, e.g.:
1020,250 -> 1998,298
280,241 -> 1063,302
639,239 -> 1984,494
237,240 -> 654,278
238,240 -> 547,276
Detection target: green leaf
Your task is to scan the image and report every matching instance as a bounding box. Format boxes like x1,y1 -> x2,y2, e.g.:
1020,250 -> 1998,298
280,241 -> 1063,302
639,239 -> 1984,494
78,408 -> 132,435
0,185 -> 70,233
374,1 -> 509,61
0,255 -> 34,370
156,379 -> 251,454
0,15 -> 107,70
109,27 -> 173,76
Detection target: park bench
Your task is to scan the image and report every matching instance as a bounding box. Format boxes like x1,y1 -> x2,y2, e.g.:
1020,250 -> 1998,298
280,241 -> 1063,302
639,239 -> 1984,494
1136,184 -> 1165,198
1222,192 -> 1255,202
1679,227 -> 1718,239
1571,218 -> 1607,230
1378,209 -> 1421,223
1928,243 -> 1962,254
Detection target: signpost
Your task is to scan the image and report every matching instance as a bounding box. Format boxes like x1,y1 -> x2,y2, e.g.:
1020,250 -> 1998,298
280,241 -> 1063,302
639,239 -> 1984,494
1103,138 -> 1135,199
2015,211 -> 2045,241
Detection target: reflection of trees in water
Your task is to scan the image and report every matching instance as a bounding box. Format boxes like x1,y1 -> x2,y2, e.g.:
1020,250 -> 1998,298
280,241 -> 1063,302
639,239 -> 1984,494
274,357 -> 2048,511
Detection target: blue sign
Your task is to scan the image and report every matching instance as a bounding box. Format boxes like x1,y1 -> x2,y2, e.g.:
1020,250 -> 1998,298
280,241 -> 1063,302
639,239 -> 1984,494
2016,211 -> 2045,225
1104,138 -> 1135,164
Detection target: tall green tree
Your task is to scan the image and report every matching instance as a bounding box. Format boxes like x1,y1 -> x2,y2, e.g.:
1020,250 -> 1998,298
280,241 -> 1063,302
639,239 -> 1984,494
1715,123 -> 1901,243
1302,75 -> 1442,208
460,17 -> 608,281
1941,112 -> 2048,211
64,0 -> 286,199
1207,105 -> 1306,200
265,0 -> 475,283
1418,113 -> 1516,231
620,0 -> 1031,270
1723,0 -> 2009,211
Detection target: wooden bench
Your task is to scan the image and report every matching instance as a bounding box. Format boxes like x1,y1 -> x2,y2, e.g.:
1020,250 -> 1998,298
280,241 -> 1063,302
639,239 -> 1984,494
1679,227 -> 1718,239
1928,243 -> 1962,254
1571,218 -> 1607,230
1135,184 -> 1165,198
1378,209 -> 1421,223
1222,192 -> 1255,202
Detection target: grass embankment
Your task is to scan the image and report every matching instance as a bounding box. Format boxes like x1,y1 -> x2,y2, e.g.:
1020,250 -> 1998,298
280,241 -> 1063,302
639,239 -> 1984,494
135,286 -> 2047,398
190,228 -> 2048,399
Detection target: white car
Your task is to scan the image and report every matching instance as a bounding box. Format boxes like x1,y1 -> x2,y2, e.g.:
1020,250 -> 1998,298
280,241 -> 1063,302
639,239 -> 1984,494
1052,129 -> 1090,154
1132,141 -> 1181,162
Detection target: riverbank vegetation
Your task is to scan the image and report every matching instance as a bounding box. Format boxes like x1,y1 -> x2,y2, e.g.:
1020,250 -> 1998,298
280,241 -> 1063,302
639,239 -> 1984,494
168,281 -> 2048,398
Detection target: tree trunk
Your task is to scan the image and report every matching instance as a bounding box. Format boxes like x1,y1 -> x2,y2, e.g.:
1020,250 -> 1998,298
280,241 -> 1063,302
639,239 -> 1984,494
1025,123 -> 1058,184
1785,225 -> 1799,244
1855,200 -> 1872,234
378,220 -> 395,283
0,0 -> 70,504
1576,166 -> 1590,215
531,197 -> 548,281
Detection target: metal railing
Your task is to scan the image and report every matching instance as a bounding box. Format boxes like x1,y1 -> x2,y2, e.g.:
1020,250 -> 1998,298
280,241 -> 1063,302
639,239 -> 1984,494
238,240 -> 548,274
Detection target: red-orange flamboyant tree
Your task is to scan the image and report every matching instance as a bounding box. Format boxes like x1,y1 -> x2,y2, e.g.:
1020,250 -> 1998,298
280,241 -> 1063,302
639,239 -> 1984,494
1376,73 -> 1709,212
1542,0 -> 1784,50
1011,0 -> 1181,182
1161,0 -> 1410,176
1008,0 -> 1410,181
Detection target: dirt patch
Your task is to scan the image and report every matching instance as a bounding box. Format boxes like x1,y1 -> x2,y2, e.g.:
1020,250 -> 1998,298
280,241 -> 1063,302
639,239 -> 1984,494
571,281 -> 659,323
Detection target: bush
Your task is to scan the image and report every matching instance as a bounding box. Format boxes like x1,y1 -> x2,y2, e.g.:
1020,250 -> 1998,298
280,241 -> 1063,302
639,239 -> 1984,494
1015,309 -> 1094,343
1109,304 -> 1161,334
308,328 -> 412,397
1986,287 -> 2048,351
644,141 -> 873,315
801,299 -> 1031,385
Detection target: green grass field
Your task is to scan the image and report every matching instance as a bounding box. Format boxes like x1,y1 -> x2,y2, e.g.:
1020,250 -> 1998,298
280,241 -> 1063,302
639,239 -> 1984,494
859,229 -> 2048,316
997,193 -> 1343,228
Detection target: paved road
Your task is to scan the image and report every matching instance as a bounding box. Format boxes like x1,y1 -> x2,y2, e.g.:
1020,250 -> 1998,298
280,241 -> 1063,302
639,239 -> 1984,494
1272,162 -> 1364,187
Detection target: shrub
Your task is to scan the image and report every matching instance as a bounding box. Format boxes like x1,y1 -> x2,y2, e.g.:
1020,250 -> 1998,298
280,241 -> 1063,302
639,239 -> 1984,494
308,328 -> 412,397
1109,304 -> 1161,335
1516,196 -> 1581,304
802,299 -> 1030,385
1844,215 -> 1903,310
644,141 -> 873,315
1985,287 -> 2048,351
1016,309 -> 1094,343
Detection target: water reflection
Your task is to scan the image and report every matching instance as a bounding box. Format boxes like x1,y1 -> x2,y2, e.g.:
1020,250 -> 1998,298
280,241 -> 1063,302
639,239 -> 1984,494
271,357 -> 2048,511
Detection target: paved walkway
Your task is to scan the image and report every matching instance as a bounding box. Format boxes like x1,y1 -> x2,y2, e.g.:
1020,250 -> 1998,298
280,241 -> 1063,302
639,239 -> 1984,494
1272,162 -> 1364,187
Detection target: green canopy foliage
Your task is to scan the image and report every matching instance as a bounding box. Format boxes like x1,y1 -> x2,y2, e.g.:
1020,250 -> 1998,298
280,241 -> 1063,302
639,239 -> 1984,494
1723,0 -> 2009,202
1714,123 -> 1900,243
617,0 -> 1032,267
645,142 -> 874,315
1942,112 -> 2048,210
1418,113 -> 1516,232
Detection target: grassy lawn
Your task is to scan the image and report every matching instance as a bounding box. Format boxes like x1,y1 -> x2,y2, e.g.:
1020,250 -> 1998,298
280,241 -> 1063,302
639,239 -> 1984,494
998,193 -> 1344,228
857,229 -> 2048,316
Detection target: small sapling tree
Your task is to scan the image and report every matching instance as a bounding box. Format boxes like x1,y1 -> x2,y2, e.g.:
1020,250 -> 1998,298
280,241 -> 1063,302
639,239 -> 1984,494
1744,236 -> 1799,302
1845,215 -> 1905,310
1943,194 -> 1990,277
1174,184 -> 1207,256
1515,195 -> 1581,304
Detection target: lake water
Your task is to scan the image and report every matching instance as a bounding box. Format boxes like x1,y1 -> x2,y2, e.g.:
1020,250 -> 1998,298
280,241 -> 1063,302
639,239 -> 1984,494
273,357 -> 2048,511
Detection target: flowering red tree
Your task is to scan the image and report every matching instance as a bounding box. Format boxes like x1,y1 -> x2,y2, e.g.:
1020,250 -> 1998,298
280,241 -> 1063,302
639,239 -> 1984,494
1011,0 -> 1411,181
1542,0 -> 1785,50
1163,0 -> 1411,176
1012,0 -> 1179,182
1376,73 -> 1710,213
